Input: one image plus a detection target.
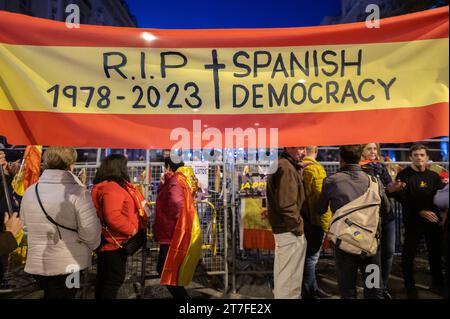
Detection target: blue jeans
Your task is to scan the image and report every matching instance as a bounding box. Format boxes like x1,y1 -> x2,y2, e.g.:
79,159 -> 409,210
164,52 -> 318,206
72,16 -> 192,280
334,247 -> 383,299
380,218 -> 395,290
302,223 -> 325,297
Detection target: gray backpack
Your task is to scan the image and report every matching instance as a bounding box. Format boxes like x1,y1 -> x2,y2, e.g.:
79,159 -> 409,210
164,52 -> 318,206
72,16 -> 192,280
328,175 -> 381,256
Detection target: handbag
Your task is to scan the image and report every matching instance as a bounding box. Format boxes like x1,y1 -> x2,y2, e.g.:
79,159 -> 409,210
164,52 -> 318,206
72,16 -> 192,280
120,229 -> 147,255
104,227 -> 147,256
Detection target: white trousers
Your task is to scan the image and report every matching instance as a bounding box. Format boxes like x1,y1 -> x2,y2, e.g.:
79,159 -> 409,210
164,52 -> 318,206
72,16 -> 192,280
273,232 -> 306,299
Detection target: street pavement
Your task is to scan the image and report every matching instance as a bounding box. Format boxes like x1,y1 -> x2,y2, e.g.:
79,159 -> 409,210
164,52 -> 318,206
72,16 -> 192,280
0,254 -> 445,299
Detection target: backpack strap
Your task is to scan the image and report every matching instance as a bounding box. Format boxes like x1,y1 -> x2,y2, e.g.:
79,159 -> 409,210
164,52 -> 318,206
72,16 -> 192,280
35,183 -> 77,240
366,175 -> 383,244
367,175 -> 379,192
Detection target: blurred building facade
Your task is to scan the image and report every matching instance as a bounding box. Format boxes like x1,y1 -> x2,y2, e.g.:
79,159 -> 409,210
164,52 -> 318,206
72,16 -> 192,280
322,0 -> 448,25
0,0 -> 136,27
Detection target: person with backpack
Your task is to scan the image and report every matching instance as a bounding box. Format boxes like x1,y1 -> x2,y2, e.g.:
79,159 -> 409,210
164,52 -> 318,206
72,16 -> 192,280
317,145 -> 391,299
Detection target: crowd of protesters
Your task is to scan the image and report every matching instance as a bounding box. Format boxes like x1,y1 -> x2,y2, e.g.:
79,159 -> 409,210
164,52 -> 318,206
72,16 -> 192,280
267,144 -> 448,299
0,143 -> 448,299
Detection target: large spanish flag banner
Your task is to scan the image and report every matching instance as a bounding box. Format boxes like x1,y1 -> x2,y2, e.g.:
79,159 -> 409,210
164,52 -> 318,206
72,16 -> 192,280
0,7 -> 448,148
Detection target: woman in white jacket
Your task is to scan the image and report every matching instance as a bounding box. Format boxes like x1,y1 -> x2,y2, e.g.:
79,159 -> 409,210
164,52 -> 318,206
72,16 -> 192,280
20,146 -> 101,299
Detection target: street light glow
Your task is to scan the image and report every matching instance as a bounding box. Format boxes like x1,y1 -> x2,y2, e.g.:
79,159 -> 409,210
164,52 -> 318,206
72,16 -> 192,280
142,32 -> 157,42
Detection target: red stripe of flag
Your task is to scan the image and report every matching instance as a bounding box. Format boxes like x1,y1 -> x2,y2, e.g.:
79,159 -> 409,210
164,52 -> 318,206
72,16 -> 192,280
0,102 -> 447,148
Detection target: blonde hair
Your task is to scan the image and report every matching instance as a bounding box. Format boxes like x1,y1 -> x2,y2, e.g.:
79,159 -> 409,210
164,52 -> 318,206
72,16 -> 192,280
43,146 -> 77,170
361,143 -> 381,161
305,146 -> 318,157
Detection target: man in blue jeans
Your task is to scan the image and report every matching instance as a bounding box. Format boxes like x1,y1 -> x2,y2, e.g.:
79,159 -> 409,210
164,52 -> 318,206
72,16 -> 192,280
317,145 -> 391,299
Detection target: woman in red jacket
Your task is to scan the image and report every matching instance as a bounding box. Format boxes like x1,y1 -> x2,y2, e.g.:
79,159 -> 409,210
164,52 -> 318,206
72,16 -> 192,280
92,154 -> 147,299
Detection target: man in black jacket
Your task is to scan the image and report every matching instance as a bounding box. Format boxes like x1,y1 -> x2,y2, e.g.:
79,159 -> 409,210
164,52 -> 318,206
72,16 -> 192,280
394,144 -> 445,298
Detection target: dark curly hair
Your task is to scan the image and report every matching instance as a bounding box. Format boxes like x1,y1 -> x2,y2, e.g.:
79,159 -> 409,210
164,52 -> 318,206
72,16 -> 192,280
340,145 -> 363,164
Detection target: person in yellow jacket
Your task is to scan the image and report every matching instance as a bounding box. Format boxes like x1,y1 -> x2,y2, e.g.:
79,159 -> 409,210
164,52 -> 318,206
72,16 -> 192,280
301,146 -> 332,299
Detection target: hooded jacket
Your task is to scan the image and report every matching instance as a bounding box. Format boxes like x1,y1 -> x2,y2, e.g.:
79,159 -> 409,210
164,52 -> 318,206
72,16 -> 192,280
301,156 -> 332,232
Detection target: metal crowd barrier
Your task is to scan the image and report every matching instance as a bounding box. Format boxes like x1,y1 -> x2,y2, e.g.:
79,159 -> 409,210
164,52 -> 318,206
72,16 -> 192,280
229,161 -> 449,294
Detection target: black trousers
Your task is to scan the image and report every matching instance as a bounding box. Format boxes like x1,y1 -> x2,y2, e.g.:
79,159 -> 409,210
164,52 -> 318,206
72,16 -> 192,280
334,247 -> 383,299
402,220 -> 444,290
0,255 -> 8,283
157,244 -> 190,299
95,249 -> 128,299
444,219 -> 449,298
33,273 -> 79,299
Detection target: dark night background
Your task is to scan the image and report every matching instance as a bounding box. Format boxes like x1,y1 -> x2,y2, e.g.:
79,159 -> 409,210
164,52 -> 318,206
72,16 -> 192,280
125,0 -> 341,29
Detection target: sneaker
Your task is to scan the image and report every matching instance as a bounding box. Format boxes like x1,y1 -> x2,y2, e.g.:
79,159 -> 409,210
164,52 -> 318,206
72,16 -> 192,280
314,287 -> 332,299
383,290 -> 393,299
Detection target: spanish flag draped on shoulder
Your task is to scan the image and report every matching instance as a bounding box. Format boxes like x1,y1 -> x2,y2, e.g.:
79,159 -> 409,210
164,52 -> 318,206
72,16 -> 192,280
0,7 -> 448,148
160,170 -> 202,286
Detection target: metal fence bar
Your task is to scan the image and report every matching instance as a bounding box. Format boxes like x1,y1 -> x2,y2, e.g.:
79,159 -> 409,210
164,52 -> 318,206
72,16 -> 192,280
231,163 -> 237,294
222,162 -> 229,294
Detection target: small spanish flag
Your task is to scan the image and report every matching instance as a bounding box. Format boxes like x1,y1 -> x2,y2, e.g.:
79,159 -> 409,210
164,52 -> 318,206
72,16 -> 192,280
12,145 -> 42,196
160,170 -> 202,286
